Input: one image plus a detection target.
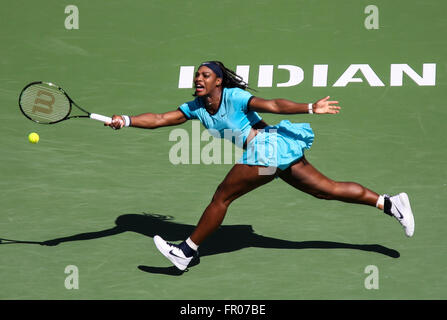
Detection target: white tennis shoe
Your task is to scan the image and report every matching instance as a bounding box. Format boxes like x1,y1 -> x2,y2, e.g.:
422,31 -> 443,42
153,235 -> 193,271
384,193 -> 415,237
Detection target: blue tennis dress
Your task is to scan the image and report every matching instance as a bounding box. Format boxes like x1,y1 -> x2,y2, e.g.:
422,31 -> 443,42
178,87 -> 314,171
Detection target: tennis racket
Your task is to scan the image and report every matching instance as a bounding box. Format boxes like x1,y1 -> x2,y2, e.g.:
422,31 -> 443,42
19,81 -> 112,124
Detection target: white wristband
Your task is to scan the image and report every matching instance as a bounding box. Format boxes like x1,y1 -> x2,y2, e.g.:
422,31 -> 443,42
308,103 -> 314,114
122,115 -> 131,127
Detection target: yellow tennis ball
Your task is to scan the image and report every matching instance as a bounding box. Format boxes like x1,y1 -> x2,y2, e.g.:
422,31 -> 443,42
28,132 -> 40,144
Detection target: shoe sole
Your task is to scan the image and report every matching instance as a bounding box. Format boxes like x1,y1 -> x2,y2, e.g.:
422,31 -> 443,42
399,193 -> 415,237
153,236 -> 188,271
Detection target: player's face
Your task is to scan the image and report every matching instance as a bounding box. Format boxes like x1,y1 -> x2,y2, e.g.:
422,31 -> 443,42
194,66 -> 222,96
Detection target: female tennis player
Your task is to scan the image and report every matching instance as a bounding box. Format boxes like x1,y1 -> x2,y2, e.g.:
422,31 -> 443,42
106,61 -> 415,271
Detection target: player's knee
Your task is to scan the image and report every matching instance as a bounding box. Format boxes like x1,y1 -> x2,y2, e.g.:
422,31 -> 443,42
211,183 -> 233,207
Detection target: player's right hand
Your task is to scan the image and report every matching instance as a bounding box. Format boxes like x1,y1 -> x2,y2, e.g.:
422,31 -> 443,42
105,115 -> 124,129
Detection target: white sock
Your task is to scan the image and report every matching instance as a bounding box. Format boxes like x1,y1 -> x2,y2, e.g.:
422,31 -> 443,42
376,195 -> 385,209
186,237 -> 199,251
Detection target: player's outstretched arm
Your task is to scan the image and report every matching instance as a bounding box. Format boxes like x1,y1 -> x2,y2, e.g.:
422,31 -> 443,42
105,109 -> 188,129
248,96 -> 341,115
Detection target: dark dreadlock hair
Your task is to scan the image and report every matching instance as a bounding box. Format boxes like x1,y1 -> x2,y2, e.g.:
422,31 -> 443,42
197,61 -> 255,92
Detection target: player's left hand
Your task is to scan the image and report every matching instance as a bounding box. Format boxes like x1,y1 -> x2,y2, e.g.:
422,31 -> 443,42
313,96 -> 341,114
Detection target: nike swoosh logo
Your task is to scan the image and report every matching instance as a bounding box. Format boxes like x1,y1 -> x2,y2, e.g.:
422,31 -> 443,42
169,250 -> 183,258
395,207 -> 404,220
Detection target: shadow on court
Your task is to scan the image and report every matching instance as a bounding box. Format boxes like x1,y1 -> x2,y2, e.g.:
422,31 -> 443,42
0,213 -> 400,276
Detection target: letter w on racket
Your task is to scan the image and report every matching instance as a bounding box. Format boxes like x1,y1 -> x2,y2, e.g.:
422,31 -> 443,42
32,90 -> 55,114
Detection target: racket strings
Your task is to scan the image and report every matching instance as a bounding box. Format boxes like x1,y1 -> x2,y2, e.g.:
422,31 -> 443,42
20,83 -> 71,123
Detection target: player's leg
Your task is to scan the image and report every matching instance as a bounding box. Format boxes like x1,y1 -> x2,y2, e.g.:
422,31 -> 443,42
189,164 -> 276,245
154,164 -> 276,270
278,156 -> 379,206
278,156 -> 414,237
